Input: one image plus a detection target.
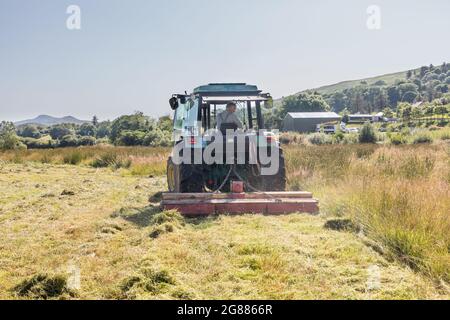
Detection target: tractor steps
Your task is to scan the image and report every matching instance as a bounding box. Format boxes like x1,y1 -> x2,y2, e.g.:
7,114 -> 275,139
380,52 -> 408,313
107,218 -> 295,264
161,191 -> 319,216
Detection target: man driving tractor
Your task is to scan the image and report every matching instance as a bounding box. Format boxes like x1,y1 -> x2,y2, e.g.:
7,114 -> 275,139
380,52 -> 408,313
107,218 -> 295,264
216,102 -> 243,131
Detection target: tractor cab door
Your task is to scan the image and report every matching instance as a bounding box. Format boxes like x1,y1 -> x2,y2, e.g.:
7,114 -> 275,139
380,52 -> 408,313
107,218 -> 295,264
173,96 -> 201,142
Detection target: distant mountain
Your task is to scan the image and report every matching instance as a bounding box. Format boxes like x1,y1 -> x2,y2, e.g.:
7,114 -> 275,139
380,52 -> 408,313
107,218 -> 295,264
15,115 -> 89,126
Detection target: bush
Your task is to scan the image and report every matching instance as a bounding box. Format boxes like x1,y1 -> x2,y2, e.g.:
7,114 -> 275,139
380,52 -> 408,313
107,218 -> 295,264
63,151 -> 84,165
18,125 -> 42,138
389,133 -> 407,145
332,131 -> 345,143
21,136 -> 57,149
358,122 -> 377,143
117,130 -> 146,146
143,129 -> 171,147
91,152 -> 131,169
59,135 -> 79,147
79,136 -> 96,146
49,125 -> 74,140
341,133 -> 358,144
308,133 -> 332,145
412,133 -> 433,144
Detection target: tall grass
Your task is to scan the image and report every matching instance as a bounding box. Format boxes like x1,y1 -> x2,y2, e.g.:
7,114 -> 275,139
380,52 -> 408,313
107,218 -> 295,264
285,144 -> 450,283
0,146 -> 169,176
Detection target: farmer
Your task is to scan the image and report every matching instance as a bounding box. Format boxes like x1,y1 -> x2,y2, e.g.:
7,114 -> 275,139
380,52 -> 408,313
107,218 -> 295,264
216,102 -> 243,132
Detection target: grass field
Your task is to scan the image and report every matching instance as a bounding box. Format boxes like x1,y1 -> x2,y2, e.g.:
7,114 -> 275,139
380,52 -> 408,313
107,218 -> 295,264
0,144 -> 448,299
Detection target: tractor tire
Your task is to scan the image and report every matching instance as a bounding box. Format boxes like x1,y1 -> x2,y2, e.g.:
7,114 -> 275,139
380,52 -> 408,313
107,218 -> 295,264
261,149 -> 286,191
167,157 -> 203,193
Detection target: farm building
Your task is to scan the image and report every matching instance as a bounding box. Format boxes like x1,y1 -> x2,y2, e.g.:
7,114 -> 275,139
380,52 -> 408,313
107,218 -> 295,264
348,112 -> 384,123
281,112 -> 341,132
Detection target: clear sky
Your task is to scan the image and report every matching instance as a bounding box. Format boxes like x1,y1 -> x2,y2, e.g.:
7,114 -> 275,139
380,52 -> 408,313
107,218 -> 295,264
1,0 -> 449,122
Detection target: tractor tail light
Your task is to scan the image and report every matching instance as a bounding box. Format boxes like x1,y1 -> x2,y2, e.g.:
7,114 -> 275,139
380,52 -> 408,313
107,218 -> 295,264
188,136 -> 196,145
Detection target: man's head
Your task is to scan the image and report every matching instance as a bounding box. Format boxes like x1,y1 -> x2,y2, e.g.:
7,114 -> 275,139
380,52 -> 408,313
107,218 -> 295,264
226,102 -> 237,113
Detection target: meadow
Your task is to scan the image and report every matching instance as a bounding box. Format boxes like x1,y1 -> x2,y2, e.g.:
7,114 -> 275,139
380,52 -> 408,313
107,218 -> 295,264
0,142 -> 448,299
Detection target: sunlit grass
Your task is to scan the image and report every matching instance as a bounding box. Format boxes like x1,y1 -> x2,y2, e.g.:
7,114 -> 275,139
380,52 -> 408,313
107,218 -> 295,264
285,144 -> 450,283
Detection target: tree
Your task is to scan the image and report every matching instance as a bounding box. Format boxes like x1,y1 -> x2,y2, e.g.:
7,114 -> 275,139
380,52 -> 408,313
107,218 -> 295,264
59,135 -> 79,147
387,86 -> 400,107
382,107 -> 394,118
92,115 -> 99,126
398,102 -> 412,119
0,122 -> 26,150
434,105 -> 448,115
340,108 -> 350,123
328,92 -> 347,112
281,93 -> 330,116
110,112 -> 152,143
79,136 -> 96,146
116,130 -> 146,146
78,123 -> 97,137
406,70 -> 412,79
402,91 -> 418,103
144,128 -> 171,147
367,86 -> 387,113
411,107 -> 422,119
18,125 -> 41,138
358,122 -> 377,143
96,121 -> 111,138
49,124 -> 74,140
157,116 -> 173,132
436,84 -> 449,93
420,66 -> 428,77
373,80 -> 386,86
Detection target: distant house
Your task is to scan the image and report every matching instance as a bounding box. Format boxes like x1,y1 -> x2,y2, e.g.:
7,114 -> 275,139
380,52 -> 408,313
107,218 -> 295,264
281,112 -> 341,132
348,112 -> 383,123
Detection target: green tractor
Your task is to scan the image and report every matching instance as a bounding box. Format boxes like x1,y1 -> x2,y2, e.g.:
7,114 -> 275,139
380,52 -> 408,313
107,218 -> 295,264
166,83 -> 286,193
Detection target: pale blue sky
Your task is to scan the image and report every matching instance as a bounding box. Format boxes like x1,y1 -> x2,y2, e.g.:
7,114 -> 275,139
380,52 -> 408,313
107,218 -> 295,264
1,0 -> 449,121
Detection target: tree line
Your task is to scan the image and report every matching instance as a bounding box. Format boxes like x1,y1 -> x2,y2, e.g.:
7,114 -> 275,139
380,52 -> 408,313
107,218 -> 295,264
264,63 -> 450,128
0,112 -> 173,150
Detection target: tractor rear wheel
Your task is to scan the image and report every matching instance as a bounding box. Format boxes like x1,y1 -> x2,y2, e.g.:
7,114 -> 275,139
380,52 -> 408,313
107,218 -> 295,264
260,149 -> 286,191
167,157 -> 204,193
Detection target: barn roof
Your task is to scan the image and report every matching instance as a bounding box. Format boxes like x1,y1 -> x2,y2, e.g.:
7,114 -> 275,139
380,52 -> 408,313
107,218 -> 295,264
286,112 -> 340,119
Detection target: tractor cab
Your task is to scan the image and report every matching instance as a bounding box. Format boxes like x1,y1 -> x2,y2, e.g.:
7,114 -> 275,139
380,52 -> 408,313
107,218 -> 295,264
169,83 -> 273,141
166,83 -> 285,194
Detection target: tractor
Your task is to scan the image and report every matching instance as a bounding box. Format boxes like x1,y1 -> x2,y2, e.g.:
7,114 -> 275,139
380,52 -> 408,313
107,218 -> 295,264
162,83 -> 318,216
166,83 -> 285,193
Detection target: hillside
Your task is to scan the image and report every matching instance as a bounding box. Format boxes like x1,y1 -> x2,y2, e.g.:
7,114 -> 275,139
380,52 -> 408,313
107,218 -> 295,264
302,70 -> 410,95
272,63 -> 450,118
15,115 -> 89,126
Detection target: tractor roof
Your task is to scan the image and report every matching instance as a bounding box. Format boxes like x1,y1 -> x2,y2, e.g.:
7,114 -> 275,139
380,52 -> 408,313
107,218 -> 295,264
193,83 -> 262,96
